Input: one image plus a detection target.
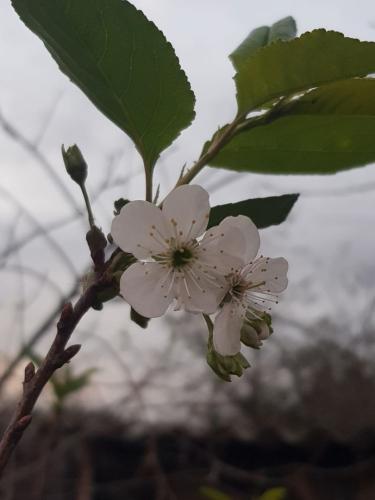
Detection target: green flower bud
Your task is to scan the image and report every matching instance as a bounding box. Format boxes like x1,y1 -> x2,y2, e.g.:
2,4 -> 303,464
241,322 -> 262,349
62,144 -> 88,185
240,312 -> 273,349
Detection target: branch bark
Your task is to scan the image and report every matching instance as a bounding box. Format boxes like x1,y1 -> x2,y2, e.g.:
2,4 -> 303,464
0,281 -> 99,477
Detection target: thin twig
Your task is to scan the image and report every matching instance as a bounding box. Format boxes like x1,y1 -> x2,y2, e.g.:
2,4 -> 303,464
172,116 -> 244,190
0,280 -> 81,392
0,281 -> 99,477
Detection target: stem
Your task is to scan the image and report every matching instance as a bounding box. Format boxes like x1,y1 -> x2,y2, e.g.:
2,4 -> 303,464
80,184 -> 95,229
174,114 -> 245,189
0,278 -> 103,477
203,313 -> 214,345
145,168 -> 153,202
172,100 -> 285,193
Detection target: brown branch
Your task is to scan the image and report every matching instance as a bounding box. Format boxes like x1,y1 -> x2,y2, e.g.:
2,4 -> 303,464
0,280 -> 81,392
0,281 -> 99,477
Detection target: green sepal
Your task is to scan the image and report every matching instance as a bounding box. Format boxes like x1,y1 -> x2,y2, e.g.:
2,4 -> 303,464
206,350 -> 232,382
206,347 -> 251,381
96,280 -> 119,304
130,308 -> 150,329
114,198 -> 130,216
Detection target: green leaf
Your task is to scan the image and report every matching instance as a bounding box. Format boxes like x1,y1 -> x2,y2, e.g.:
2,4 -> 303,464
210,78 -> 375,174
208,194 -> 299,229
282,77 -> 375,115
230,16 -> 297,69
231,29 -> 375,114
12,0 -> 195,170
268,16 -> 297,43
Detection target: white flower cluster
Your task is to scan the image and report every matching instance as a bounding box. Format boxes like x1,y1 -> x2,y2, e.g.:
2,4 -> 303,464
111,185 -> 288,356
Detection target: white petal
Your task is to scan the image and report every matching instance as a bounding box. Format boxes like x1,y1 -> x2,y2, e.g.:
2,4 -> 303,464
201,215 -> 260,266
162,185 -> 210,241
248,257 -> 288,293
196,247 -> 243,276
120,262 -> 173,318
174,267 -> 226,314
213,302 -> 243,356
111,201 -> 170,259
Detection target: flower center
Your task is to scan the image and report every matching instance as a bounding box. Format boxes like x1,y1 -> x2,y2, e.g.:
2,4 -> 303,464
172,247 -> 193,268
232,280 -> 249,297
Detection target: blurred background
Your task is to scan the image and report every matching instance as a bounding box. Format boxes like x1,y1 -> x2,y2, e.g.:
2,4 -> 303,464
1,0 -> 375,498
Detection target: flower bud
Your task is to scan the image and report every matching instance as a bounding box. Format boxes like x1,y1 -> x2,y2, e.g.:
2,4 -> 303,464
240,322 -> 262,349
240,313 -> 273,349
62,144 -> 88,185
258,321 -> 271,341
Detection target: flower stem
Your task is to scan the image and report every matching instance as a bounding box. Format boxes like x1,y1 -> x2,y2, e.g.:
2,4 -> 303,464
80,184 -> 95,229
145,168 -> 153,202
203,313 -> 214,345
172,100 -> 285,193
174,114 -> 245,189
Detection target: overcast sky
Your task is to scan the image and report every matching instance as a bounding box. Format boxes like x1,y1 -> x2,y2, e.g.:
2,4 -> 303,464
1,0 -> 375,363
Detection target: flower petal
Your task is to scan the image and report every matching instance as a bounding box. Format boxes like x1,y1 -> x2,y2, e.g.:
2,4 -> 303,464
120,262 -> 173,318
111,201 -> 170,259
213,302 -> 243,356
174,265 -> 226,314
248,257 -> 288,293
162,185 -> 210,241
201,215 -> 260,267
196,246 -> 243,276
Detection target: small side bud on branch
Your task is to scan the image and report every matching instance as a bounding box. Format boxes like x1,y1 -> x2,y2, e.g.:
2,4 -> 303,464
61,144 -> 88,186
23,362 -> 35,384
62,344 -> 82,362
54,344 -> 82,369
15,415 -> 32,432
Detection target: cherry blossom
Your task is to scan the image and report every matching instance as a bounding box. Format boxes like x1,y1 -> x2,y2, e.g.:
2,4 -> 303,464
111,185 -> 242,318
209,216 -> 288,356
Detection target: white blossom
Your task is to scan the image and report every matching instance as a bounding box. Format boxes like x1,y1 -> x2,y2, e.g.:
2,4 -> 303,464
111,185 -> 242,318
210,216 -> 288,356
